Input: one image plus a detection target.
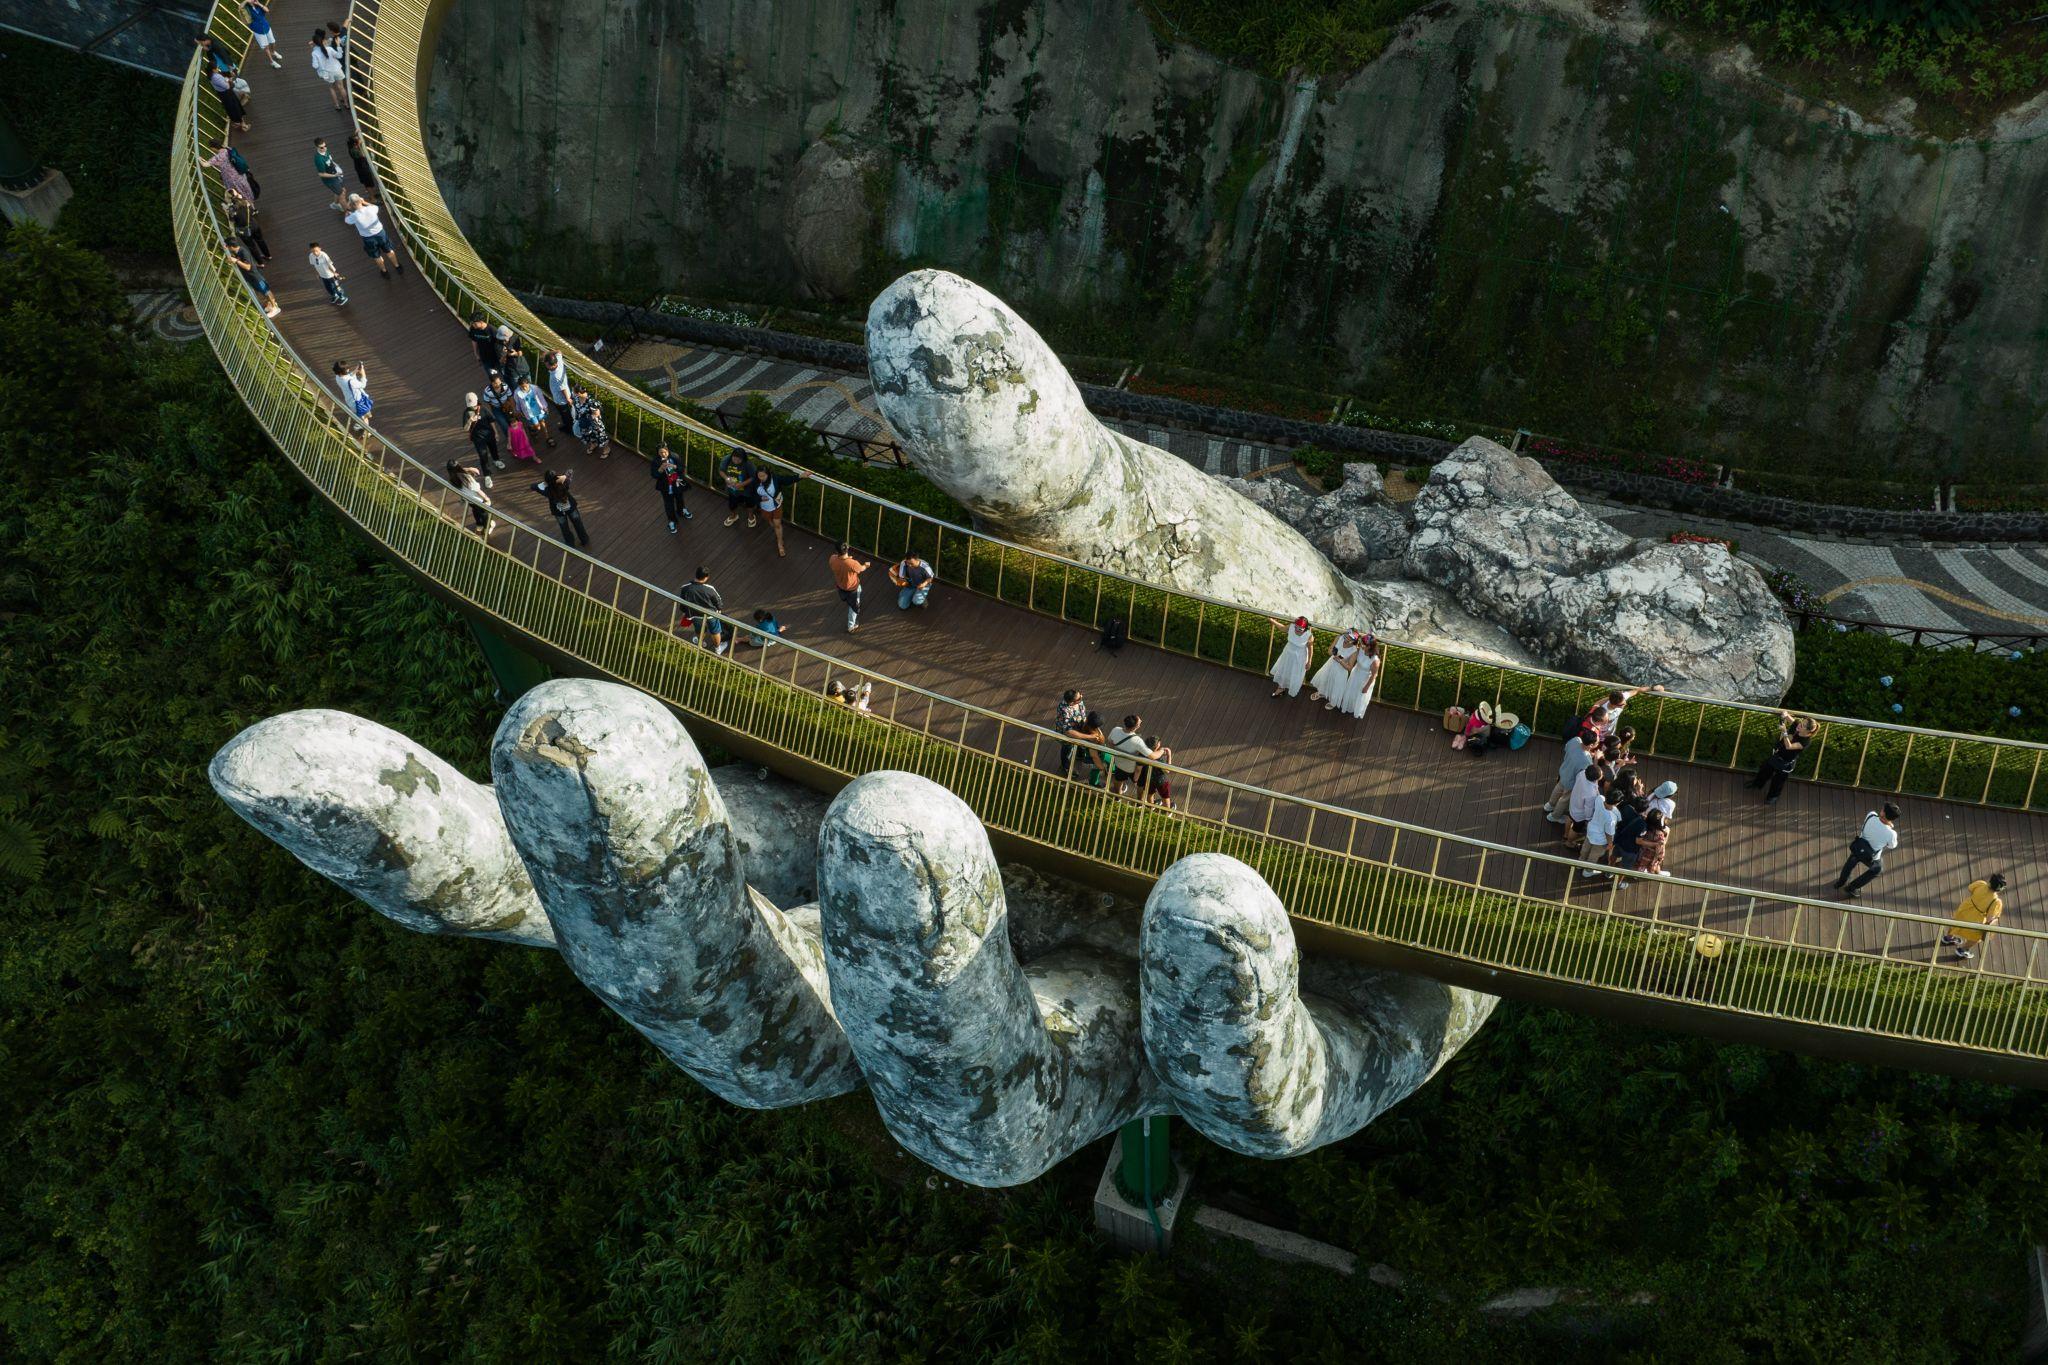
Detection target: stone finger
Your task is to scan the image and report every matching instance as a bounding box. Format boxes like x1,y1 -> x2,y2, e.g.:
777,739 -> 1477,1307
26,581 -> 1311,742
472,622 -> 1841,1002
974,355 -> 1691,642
491,679 -> 862,1109
209,709 -> 552,947
1141,852 -> 1495,1157
818,770 -> 1159,1186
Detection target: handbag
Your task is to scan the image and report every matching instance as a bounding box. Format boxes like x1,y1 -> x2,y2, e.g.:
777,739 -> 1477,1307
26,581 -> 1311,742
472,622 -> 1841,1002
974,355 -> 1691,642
231,77 -> 252,98
1508,722 -> 1532,750
1442,705 -> 1467,733
352,392 -> 374,418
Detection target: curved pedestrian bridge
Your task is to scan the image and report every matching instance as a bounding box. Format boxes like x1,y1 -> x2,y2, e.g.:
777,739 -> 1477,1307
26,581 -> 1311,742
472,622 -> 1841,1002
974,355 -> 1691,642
173,0 -> 2048,1085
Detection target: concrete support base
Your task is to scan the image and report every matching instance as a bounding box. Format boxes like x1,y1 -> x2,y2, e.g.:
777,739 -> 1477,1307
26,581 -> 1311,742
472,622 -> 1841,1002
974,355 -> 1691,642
1092,1128 -> 1192,1254
0,170 -> 73,230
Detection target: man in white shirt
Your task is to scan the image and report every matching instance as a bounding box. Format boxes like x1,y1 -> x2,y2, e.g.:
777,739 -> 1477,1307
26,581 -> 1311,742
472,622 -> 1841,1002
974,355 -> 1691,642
1107,714 -> 1174,807
1579,791 -> 1621,876
343,194 -> 402,277
1833,802 -> 1901,899
307,241 -> 347,306
1565,762 -> 1604,846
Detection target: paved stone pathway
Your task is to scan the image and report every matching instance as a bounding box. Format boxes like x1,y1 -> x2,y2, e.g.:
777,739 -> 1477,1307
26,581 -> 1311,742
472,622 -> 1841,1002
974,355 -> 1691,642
606,338 -> 2048,646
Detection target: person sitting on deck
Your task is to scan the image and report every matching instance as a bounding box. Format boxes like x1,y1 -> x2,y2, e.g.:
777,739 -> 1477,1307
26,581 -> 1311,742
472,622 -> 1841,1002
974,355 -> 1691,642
1107,715 -> 1173,809
891,553 -> 934,610
826,679 -> 874,713
735,609 -> 786,652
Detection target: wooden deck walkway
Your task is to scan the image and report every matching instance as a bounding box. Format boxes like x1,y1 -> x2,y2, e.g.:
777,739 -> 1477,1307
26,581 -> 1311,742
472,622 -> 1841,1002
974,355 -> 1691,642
215,25 -> 2048,979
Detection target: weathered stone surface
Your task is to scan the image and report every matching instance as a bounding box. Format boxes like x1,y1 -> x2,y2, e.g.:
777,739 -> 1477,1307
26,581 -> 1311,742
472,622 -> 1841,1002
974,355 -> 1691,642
1527,539 -> 1797,702
490,680 -> 864,1110
867,269 -> 1534,665
818,771 -> 1161,1185
1226,463 -> 1411,578
708,762 -> 832,909
1141,853 -> 1495,1158
212,691 -> 1502,1187
1405,438 -> 1795,701
209,710 -> 553,948
783,138 -> 882,301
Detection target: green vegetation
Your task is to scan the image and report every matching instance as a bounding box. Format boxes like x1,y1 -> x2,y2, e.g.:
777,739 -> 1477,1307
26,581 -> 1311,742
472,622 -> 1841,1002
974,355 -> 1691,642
0,36 -> 179,262
1144,1 -> 1427,78
1647,0 -> 2048,120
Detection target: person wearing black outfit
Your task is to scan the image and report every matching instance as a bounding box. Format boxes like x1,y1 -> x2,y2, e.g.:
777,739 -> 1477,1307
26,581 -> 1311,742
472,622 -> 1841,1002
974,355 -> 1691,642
225,189 -> 271,264
718,448 -> 758,525
676,566 -> 727,653
651,442 -> 692,533
500,338 -> 533,388
468,315 -> 501,374
462,391 -> 503,469
1746,710 -> 1818,804
532,469 -> 590,548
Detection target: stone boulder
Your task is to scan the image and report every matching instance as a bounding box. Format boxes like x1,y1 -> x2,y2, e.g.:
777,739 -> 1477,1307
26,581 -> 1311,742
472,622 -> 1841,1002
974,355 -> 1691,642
1403,438 -> 1794,702
1526,540 -> 1796,703
1226,462 -> 1411,578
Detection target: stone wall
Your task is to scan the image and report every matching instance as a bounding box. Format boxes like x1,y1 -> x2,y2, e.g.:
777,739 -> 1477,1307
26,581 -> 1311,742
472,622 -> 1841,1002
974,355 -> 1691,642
1551,466 -> 2048,543
430,0 -> 2048,481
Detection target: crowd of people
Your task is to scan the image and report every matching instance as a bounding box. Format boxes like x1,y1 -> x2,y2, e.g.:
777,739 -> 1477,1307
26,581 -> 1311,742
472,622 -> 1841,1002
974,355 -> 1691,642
1541,687 -> 1676,880
1267,618 -> 1384,720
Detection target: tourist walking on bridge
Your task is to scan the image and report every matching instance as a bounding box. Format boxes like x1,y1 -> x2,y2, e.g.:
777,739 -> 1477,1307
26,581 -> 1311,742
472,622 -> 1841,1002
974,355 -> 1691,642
1308,628 -> 1363,711
225,188 -> 270,264
543,350 -> 573,427
468,314 -> 502,375
307,241 -> 346,306
532,470 -> 590,549
513,379 -> 554,448
343,195 -> 402,278
1269,617 -> 1313,698
226,240 -> 280,318
676,567 -> 727,654
572,388 -> 610,459
333,360 -> 370,428
1832,803 -> 1900,899
462,392 -> 502,468
244,2 -> 283,68
310,29 -> 347,110
829,542 -> 870,630
1747,710 -> 1818,805
719,448 -> 757,525
752,466 -> 792,557
205,138 -> 257,201
445,460 -> 493,537
1941,873 -> 2006,962
312,138 -> 346,210
1340,631 -> 1383,719
651,443 -> 691,533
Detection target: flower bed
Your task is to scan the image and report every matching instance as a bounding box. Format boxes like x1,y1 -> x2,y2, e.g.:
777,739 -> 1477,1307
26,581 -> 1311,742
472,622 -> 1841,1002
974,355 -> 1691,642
1668,530 -> 1737,554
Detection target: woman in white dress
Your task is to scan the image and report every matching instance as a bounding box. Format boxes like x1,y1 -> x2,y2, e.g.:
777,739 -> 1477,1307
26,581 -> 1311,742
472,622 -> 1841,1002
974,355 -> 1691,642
1335,631 -> 1383,720
1268,616 -> 1314,698
1308,628 -> 1363,709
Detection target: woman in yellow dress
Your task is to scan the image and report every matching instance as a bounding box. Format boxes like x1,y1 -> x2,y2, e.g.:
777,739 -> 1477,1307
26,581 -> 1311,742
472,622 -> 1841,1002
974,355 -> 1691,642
1941,873 -> 2006,962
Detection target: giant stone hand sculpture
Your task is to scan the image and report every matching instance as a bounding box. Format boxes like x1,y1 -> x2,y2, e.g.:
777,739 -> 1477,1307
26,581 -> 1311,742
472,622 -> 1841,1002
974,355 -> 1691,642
865,269 -> 1535,666
212,678 -> 1497,1186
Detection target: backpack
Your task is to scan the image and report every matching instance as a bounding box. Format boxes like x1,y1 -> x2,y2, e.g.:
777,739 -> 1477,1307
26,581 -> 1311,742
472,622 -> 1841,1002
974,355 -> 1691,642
1098,617 -> 1126,653
228,147 -> 252,174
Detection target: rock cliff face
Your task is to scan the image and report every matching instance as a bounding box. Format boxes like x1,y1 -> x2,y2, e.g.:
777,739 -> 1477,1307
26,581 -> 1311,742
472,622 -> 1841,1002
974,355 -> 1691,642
429,0 -> 2048,477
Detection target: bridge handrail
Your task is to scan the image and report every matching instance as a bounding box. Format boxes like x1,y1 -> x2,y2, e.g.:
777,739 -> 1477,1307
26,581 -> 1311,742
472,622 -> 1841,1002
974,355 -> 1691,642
174,1 -> 2048,1067
341,0 -> 2048,818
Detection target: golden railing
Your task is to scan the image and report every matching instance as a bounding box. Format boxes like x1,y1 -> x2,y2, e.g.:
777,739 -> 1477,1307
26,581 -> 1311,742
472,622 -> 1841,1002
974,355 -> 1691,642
173,0 -> 2048,1074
